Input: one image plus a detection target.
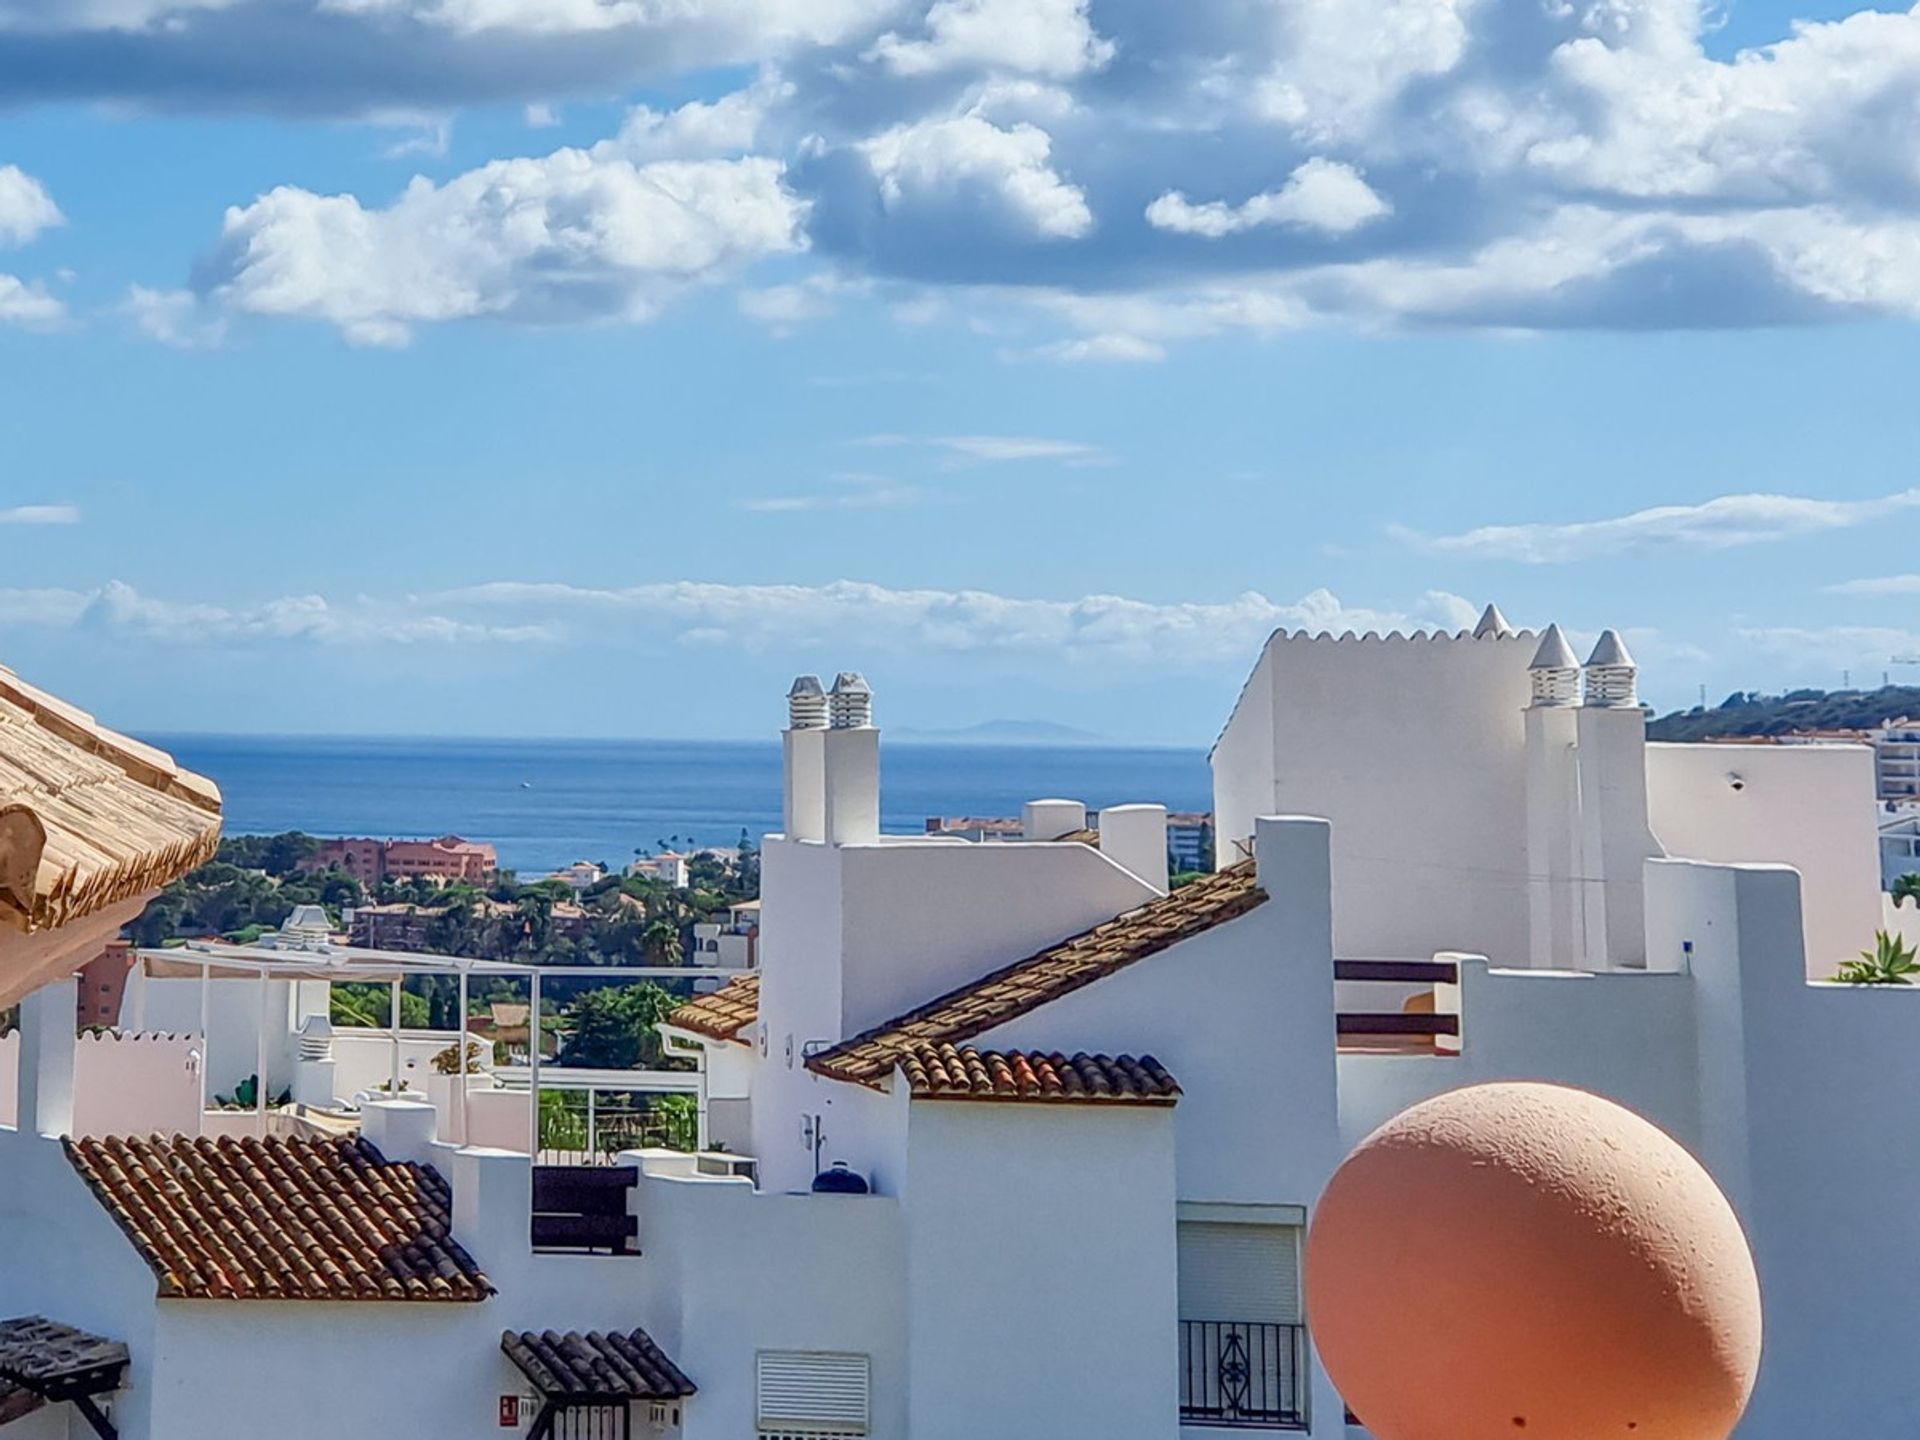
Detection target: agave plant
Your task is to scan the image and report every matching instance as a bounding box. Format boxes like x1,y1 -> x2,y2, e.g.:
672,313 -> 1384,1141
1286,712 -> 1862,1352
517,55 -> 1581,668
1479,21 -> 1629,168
1833,930 -> 1920,985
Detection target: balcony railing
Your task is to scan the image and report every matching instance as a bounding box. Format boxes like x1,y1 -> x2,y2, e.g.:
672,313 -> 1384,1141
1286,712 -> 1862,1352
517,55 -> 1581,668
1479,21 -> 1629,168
1179,1320 -> 1307,1429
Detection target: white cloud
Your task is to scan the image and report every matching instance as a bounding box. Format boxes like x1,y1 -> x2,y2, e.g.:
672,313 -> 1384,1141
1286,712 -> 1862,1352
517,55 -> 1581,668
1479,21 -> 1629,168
0,504 -> 79,525
524,102 -> 560,128
0,571 -> 1491,670
0,165 -> 61,246
1400,488 -> 1920,563
1146,159 -> 1391,238
860,116 -> 1092,241
856,433 -> 1109,465
0,272 -> 63,329
123,286 -> 227,348
734,475 -> 933,512
59,0 -> 1920,346
431,577 -> 1480,665
1012,332 -> 1167,363
1828,575 -> 1920,597
867,0 -> 1113,79
206,146 -> 807,344
0,579 -> 554,645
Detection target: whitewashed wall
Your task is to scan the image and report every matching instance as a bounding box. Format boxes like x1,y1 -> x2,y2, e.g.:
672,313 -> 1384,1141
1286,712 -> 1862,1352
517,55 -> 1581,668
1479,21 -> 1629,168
0,1128 -> 163,1439
902,1101 -> 1178,1440
1336,960 -> 1699,1153
1,1030 -> 202,1136
638,1172 -> 908,1440
72,1032 -> 202,1138
1212,631 -> 1540,966
331,1027 -> 463,1102
752,834 -> 1154,1195
1646,742 -> 1881,976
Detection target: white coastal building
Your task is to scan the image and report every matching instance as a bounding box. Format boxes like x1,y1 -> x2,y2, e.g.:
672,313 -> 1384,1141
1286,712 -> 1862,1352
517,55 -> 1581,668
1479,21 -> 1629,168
2,624 -> 1918,1440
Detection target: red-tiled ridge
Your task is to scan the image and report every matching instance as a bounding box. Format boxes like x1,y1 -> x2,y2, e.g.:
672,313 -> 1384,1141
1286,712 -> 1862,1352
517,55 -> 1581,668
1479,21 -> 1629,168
809,859 -> 1264,1085
64,1133 -> 492,1302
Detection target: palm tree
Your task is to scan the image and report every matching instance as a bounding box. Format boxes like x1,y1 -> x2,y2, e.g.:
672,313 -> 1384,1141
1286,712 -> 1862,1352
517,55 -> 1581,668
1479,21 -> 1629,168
1834,930 -> 1920,985
643,919 -> 683,966
1894,873 -> 1920,909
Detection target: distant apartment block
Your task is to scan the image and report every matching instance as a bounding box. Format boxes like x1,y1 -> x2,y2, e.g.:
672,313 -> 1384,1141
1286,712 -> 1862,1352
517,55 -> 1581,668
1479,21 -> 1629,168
925,816 -> 1029,841
626,852 -> 690,887
1872,719 -> 1920,801
350,898 -> 588,952
691,899 -> 759,969
76,940 -> 135,1029
302,834 -> 497,885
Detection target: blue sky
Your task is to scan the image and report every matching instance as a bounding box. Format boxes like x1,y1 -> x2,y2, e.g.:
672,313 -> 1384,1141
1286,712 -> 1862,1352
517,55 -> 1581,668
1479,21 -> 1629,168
5,0 -> 1920,744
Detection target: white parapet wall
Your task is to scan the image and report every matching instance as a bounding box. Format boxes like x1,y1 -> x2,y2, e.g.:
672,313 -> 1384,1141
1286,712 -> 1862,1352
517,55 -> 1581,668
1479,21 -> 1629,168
0,1030 -> 203,1137
1335,958 -> 1700,1154
1646,741 -> 1882,977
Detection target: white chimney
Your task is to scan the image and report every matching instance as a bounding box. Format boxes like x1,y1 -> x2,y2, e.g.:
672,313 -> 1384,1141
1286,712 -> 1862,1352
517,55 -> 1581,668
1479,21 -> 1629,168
1528,624 -> 1580,708
1022,799 -> 1087,841
783,676 -> 828,842
1098,804 -> 1169,894
293,1014 -> 338,1107
823,673 -> 880,845
1582,630 -> 1639,708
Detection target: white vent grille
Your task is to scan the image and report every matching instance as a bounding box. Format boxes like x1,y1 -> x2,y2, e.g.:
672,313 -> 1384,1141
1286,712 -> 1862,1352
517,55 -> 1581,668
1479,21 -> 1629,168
756,1351 -> 870,1435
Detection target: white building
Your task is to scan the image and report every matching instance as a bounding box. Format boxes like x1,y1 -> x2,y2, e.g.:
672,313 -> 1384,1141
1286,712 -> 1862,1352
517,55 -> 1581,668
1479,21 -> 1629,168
551,860 -> 609,892
627,853 -> 691,888
690,899 -> 757,970
5,626 -> 1920,1440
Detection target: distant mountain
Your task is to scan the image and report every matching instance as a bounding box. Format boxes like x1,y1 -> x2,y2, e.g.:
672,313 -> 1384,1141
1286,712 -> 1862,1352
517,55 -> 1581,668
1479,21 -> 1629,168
1647,685 -> 1920,743
889,718 -> 1107,746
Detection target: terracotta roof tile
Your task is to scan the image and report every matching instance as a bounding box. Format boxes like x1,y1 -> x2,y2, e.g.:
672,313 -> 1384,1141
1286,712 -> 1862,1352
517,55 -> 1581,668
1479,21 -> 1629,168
665,973 -> 759,1043
64,1134 -> 492,1302
896,1043 -> 1179,1104
810,860 -> 1264,1086
0,665 -> 221,938
503,1329 -> 696,1400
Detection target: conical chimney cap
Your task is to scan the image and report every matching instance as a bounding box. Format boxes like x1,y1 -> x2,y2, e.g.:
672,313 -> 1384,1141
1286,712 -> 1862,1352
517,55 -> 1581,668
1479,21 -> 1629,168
1473,603 -> 1514,639
1586,629 -> 1635,668
1529,624 -> 1579,670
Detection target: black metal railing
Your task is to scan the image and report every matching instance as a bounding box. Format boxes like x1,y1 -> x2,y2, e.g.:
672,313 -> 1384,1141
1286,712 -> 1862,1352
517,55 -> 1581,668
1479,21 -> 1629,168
1179,1320 -> 1307,1429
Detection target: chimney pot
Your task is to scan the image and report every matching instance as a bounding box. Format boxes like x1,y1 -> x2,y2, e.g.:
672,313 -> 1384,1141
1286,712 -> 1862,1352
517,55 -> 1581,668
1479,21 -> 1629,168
829,672 -> 873,729
787,676 -> 828,731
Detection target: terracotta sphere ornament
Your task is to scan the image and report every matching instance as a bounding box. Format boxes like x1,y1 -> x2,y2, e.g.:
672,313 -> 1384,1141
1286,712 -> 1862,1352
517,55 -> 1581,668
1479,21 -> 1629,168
1305,1083 -> 1761,1440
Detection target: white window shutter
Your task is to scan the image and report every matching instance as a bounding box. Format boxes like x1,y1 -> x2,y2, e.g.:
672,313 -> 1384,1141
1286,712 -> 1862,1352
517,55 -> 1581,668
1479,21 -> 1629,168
1177,1222 -> 1302,1324
756,1351 -> 871,1436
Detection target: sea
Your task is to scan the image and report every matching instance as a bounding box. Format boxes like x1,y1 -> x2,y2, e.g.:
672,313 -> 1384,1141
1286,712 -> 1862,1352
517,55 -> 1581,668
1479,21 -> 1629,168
148,734 -> 1213,877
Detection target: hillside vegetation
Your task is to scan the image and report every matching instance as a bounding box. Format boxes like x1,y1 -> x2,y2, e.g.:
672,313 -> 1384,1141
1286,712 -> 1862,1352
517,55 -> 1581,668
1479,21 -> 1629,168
1647,686 -> 1920,742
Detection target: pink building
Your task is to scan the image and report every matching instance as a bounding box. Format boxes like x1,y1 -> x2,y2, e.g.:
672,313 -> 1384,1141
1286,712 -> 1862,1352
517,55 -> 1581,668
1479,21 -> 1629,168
304,834 -> 497,885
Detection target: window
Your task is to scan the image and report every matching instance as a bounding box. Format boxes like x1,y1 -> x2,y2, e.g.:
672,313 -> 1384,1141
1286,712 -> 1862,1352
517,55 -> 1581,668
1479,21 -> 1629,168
755,1351 -> 869,1439
1177,1221 -> 1301,1326
1177,1214 -> 1307,1429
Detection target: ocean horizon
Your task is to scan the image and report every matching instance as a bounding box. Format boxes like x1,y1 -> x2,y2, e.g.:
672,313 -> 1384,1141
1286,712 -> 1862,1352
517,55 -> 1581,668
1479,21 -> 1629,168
151,732 -> 1214,877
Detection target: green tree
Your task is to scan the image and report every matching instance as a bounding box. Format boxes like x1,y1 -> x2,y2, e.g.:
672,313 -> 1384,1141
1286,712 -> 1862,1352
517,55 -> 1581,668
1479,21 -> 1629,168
559,983 -> 677,1069
1834,930 -> 1920,985
1894,874 -> 1920,909
642,919 -> 683,966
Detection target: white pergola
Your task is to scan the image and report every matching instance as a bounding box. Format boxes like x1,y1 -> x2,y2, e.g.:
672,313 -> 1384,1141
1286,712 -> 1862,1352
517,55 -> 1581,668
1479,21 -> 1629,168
133,938 -> 701,1152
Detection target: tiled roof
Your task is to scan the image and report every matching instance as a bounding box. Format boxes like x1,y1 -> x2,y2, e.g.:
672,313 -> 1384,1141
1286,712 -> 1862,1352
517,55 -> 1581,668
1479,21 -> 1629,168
810,860 -> 1265,1085
896,1043 -> 1180,1104
1053,827 -> 1101,846
0,664 -> 222,937
64,1134 -> 492,1302
503,1329 -> 697,1400
665,973 -> 760,1043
